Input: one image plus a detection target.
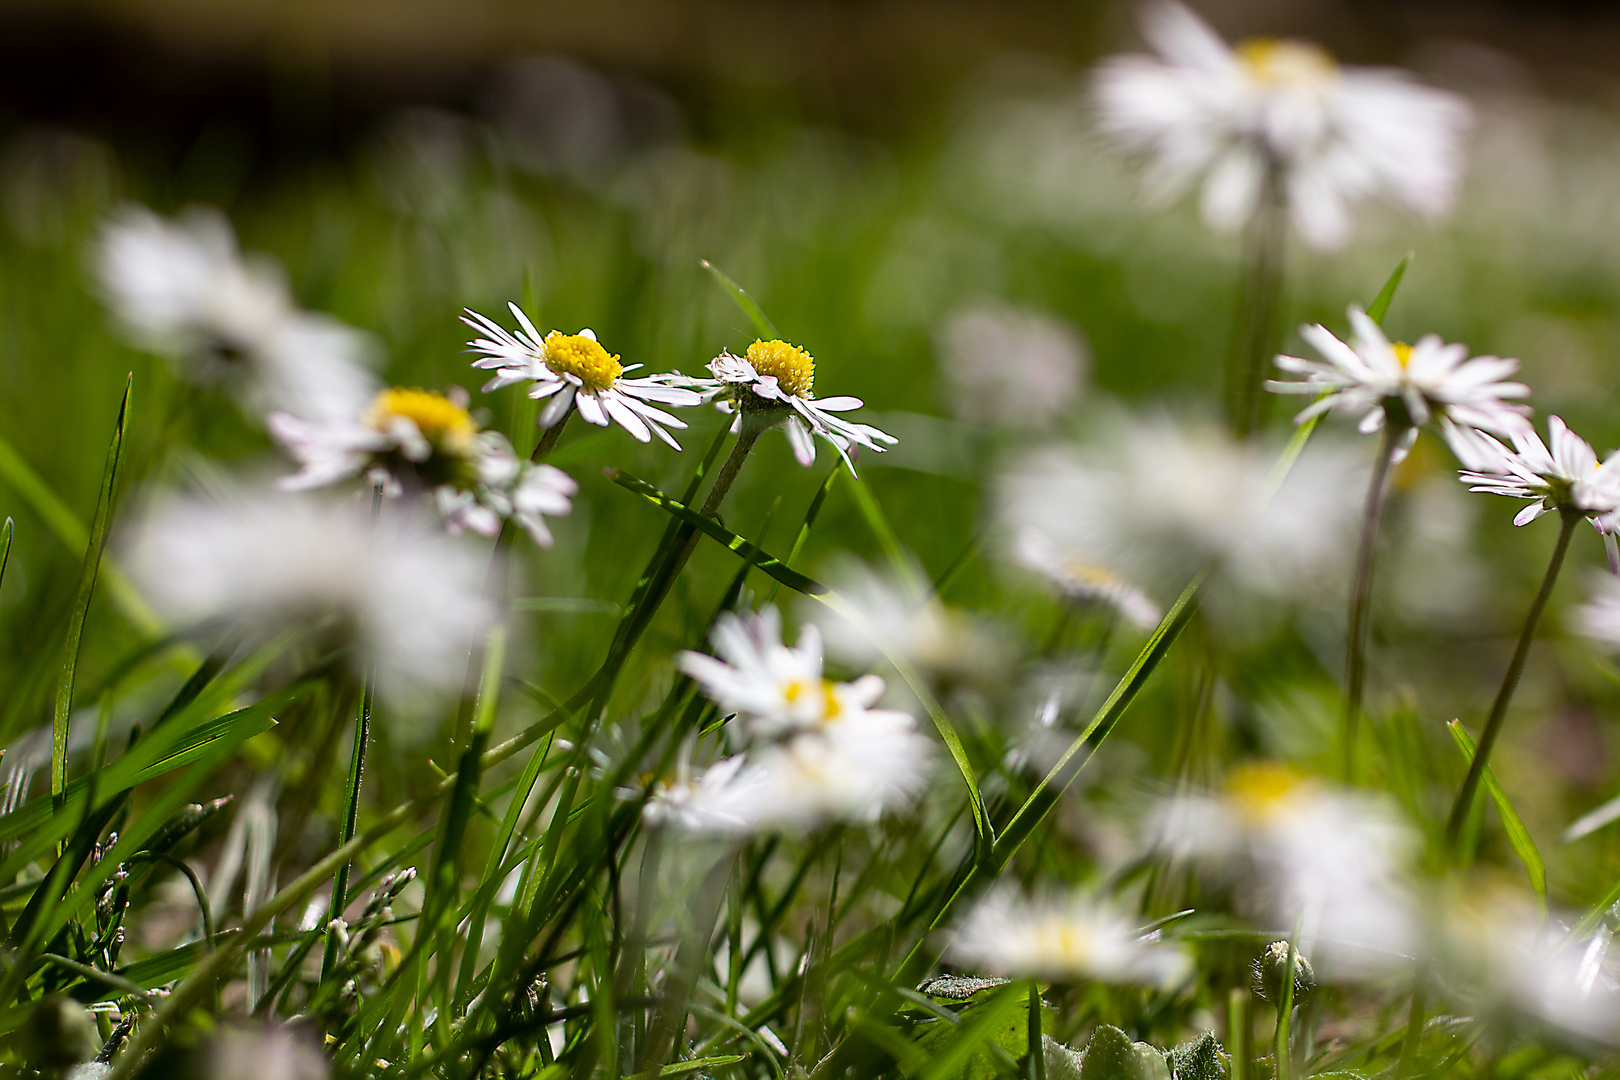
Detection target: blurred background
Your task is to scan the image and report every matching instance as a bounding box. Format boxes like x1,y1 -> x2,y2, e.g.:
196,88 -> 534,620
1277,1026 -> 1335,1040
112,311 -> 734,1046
10,0 -> 1620,912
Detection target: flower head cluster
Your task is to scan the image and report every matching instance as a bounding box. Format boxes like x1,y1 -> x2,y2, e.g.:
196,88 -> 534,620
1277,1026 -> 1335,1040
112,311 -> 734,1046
1269,305 -> 1531,460
1093,2 -> 1472,249
702,339 -> 896,472
1151,762 -> 1418,975
96,205 -> 377,421
947,889 -> 1192,988
269,386 -> 576,546
649,608 -> 932,833
124,486 -> 492,711
463,304 -> 702,447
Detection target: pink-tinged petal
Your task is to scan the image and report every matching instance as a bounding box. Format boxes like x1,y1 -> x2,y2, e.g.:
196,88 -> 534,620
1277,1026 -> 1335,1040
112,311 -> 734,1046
575,392 -> 608,427
529,379 -> 569,399
785,417 -> 817,466
508,302 -> 543,344
1513,502 -> 1550,526
809,395 -> 863,412
602,394 -> 652,442
538,384 -> 576,428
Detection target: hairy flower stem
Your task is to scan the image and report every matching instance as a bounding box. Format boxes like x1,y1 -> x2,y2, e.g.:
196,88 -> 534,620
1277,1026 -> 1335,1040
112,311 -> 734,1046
1341,420 -> 1408,782
1445,509 -> 1580,853
1226,168 -> 1286,438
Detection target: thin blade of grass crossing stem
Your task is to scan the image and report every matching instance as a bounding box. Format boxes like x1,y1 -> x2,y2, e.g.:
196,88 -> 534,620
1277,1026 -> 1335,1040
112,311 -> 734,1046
765,461 -> 842,606
1447,719 -> 1547,910
701,259 -> 779,340
1366,253 -> 1415,325
844,472 -> 925,598
811,590 -> 992,852
53,376 -> 131,800
0,517 -> 12,595
606,469 -> 829,595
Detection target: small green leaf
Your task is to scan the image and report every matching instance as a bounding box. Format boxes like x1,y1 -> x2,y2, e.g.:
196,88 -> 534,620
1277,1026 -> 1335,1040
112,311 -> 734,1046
53,376 -> 132,800
1448,719 -> 1546,909
606,468 -> 829,595
1365,253 -> 1413,326
1168,1032 -> 1230,1080
1080,1025 -> 1170,1080
702,259 -> 779,340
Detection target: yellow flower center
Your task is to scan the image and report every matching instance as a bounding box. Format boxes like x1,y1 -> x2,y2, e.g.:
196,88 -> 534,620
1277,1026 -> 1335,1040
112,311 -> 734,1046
1225,761 -> 1309,824
1391,342 -> 1414,369
1064,562 -> 1124,589
543,331 -> 623,393
1236,38 -> 1338,88
783,678 -> 842,721
364,388 -> 478,451
746,339 -> 816,399
1037,916 -> 1092,962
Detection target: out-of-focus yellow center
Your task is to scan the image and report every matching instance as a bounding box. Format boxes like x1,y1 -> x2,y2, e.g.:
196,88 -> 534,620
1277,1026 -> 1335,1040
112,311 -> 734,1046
1037,916 -> 1093,962
365,388 -> 478,451
1392,342 -> 1414,369
747,339 -> 816,398
1065,562 -> 1124,589
543,331 -> 623,392
783,677 -> 842,721
1226,761 -> 1309,823
1236,38 -> 1338,88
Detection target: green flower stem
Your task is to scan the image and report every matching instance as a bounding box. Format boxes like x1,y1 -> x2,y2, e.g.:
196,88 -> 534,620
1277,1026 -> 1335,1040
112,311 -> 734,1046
1445,508 -> 1581,853
1226,167 -> 1286,439
529,404 -> 574,464
1275,937 -> 1299,1080
1228,987 -> 1251,1080
1395,966 -> 1429,1078
1341,420 -> 1408,782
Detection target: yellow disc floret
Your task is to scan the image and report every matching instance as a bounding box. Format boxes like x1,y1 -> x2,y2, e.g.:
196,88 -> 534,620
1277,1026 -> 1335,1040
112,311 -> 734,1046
543,331 -> 623,393
783,677 -> 842,722
1236,38 -> 1337,88
1225,761 -> 1310,824
365,388 -> 478,452
747,339 -> 816,399
1391,342 -> 1414,369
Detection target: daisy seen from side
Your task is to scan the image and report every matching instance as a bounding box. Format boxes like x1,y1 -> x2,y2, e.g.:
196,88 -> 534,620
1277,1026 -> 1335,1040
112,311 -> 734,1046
948,889 -> 1192,988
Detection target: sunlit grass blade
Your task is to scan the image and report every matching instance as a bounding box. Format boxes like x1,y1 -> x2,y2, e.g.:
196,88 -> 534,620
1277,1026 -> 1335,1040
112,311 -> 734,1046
844,471 -> 924,597
607,468 -> 830,595
702,258 -> 779,340
0,517 -> 12,596
1366,252 -> 1415,325
52,375 -> 132,800
1448,719 -> 1547,910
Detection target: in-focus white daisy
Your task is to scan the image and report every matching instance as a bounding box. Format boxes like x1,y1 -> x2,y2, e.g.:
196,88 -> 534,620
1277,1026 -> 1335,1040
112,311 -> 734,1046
937,304 -> 1086,429
268,386 -> 576,546
1269,305 -> 1531,459
699,339 -> 896,472
95,205 -> 377,421
1151,762 -> 1418,976
1014,529 -> 1161,631
668,607 -> 934,834
947,889 -> 1192,988
463,304 -> 702,447
1001,415 -> 1361,603
1092,2 -> 1472,250
1456,417 -> 1620,571
124,486 -> 492,710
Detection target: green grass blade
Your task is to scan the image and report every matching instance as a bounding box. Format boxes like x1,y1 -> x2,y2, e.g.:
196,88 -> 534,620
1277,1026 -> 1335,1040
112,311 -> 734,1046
606,468 -> 829,595
0,517 -> 12,595
845,473 -> 923,597
52,376 -> 132,799
1447,719 -> 1547,909
701,259 -> 779,340
1366,252 -> 1414,325
916,985 -> 1025,1080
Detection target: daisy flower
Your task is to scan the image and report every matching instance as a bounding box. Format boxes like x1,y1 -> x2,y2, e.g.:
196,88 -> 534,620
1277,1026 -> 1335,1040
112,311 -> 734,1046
1092,2 -> 1472,250
95,204 -> 377,421
1151,762 -> 1418,976
268,386 -> 576,546
1268,305 -> 1531,459
701,339 -> 897,472
124,485 -> 492,710
1014,529 -> 1161,631
938,303 -> 1086,429
1572,576 -> 1620,655
462,304 -> 702,447
947,890 -> 1192,988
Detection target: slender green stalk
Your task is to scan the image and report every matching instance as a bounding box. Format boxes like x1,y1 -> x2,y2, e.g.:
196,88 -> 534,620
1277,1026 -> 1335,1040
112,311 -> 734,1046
1445,509 -> 1581,852
1395,966 -> 1428,1078
1229,987 -> 1251,1080
1226,169 -> 1286,438
1341,420 -> 1407,782
530,406 -> 573,464
1275,938 -> 1299,1080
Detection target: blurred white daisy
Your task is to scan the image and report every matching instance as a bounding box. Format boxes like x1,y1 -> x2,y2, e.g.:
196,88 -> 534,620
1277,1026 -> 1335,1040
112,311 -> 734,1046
1092,2 -> 1472,250
937,304 -> 1086,429
698,339 -> 896,472
947,889 -> 1192,987
1001,415 -> 1360,602
124,486 -> 492,708
1151,762 -> 1418,975
1441,886 -> 1620,1045
668,607 -> 934,834
268,386 -> 576,546
463,304 -> 702,447
95,204 -> 377,421
1015,529 -> 1161,631
642,755 -> 761,832
1269,305 -> 1531,459
1571,575 -> 1620,654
